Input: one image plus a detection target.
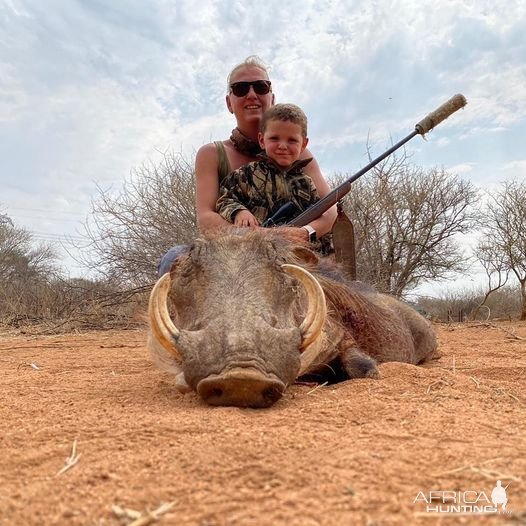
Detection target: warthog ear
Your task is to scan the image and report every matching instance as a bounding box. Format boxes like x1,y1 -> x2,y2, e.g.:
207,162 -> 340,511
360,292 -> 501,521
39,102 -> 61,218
169,254 -> 190,278
291,246 -> 319,266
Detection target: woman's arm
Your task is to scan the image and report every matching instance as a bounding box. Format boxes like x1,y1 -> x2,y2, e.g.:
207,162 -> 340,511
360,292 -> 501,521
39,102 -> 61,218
299,148 -> 337,237
195,143 -> 231,233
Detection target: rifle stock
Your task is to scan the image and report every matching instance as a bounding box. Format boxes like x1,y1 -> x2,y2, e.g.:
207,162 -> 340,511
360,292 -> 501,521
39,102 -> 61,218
261,202 -> 299,228
285,94 -> 467,228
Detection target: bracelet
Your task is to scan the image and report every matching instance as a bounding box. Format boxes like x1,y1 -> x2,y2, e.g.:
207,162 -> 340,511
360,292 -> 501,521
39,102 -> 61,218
302,225 -> 317,243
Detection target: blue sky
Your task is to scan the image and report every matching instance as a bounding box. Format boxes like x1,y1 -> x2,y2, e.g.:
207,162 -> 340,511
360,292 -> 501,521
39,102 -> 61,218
1,0 -> 525,295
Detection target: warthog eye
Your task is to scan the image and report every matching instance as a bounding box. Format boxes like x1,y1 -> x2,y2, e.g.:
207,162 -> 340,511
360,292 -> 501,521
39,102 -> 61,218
190,320 -> 204,331
268,315 -> 278,327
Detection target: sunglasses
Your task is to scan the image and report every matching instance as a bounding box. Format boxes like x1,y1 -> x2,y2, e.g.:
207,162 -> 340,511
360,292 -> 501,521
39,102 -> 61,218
229,80 -> 272,97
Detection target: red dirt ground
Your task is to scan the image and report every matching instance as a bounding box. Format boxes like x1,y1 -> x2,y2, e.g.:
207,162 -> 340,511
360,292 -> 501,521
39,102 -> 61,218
1,322 -> 525,525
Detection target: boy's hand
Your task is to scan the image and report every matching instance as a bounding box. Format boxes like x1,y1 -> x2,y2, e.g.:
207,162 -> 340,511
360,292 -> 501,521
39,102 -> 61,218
234,210 -> 260,227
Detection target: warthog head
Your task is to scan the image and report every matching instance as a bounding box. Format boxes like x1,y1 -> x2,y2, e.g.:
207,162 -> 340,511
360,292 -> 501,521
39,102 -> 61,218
148,230 -> 327,408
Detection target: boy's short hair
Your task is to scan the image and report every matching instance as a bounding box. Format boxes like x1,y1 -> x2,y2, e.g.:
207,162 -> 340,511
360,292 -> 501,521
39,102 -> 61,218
227,55 -> 270,92
260,103 -> 308,137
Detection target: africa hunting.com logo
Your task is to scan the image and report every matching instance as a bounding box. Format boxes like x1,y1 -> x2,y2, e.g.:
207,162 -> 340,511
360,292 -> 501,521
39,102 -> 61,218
414,480 -> 512,514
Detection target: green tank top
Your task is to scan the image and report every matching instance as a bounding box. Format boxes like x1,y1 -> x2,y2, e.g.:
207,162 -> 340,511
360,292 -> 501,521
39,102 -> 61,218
214,141 -> 231,184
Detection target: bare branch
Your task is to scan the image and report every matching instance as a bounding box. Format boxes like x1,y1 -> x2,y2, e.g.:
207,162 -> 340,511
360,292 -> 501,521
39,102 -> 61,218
332,149 -> 478,296
480,180 -> 526,320
73,150 -> 198,287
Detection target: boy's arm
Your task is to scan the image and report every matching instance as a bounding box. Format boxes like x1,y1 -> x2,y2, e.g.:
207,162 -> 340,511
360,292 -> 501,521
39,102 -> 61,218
216,168 -> 250,222
307,174 -> 320,204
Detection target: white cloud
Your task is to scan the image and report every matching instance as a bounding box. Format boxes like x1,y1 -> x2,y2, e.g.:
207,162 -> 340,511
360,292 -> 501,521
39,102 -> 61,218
501,160 -> 526,173
498,160 -> 526,183
1,0 -> 526,285
447,162 -> 476,176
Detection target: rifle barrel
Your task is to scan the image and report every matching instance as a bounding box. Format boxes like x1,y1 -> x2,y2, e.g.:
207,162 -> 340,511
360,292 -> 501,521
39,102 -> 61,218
285,93 -> 466,228
287,130 -> 418,227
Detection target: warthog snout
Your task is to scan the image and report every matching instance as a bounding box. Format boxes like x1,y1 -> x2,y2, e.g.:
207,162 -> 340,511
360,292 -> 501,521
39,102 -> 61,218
197,367 -> 285,408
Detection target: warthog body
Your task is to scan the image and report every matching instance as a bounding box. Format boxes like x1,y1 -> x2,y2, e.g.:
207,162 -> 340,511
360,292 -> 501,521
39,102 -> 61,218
148,230 -> 438,407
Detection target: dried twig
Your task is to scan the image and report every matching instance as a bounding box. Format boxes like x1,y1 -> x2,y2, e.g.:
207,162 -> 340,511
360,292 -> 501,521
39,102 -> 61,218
112,501 -> 177,526
494,387 -> 522,404
506,392 -> 521,403
469,376 -> 481,388
112,505 -> 142,521
467,322 -> 525,340
432,365 -> 477,371
433,464 -> 470,477
470,466 -> 521,482
434,458 -> 521,482
496,324 -> 526,341
17,362 -> 41,370
307,381 -> 328,395
426,378 -> 450,394
56,439 -> 81,476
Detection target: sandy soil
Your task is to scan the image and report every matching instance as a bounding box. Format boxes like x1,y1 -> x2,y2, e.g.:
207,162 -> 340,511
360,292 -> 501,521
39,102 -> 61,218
1,322 -> 525,526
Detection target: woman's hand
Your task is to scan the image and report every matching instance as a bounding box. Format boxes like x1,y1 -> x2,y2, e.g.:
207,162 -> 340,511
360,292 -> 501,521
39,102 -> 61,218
272,226 -> 309,244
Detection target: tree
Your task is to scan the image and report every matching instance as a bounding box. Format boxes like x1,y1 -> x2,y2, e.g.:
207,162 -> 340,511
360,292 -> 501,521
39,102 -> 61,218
78,151 -> 198,287
0,219 -> 57,282
0,214 -> 147,328
334,151 -> 479,296
417,285 -> 521,322
0,218 -> 59,322
481,180 -> 526,320
0,213 -> 14,227
471,234 -> 509,320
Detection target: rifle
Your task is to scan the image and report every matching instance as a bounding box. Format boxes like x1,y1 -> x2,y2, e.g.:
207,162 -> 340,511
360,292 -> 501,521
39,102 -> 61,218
261,94 -> 467,228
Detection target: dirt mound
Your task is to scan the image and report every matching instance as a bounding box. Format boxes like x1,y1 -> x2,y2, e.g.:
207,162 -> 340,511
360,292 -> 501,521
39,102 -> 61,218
1,322 -> 525,525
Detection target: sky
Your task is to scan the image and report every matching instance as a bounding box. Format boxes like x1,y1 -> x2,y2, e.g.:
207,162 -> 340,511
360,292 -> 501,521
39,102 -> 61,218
1,0 -> 525,296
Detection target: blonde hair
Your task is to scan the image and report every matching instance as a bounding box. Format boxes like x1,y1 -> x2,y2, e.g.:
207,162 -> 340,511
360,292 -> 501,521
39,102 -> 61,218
260,103 -> 308,137
226,55 -> 270,92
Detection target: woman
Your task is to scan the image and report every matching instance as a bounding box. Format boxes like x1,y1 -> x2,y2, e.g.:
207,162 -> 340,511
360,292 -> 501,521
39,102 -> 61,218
195,55 -> 337,243
158,56 -> 336,275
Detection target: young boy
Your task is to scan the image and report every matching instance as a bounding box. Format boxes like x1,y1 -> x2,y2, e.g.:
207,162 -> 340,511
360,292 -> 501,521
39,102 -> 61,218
216,103 -> 320,236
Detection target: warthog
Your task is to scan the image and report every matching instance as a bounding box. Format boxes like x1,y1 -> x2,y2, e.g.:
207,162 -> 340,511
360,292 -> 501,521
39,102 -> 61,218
148,230 -> 438,408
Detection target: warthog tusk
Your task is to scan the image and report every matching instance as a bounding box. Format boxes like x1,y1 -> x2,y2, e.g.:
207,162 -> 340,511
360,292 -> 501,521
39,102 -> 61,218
148,273 -> 182,360
298,336 -> 325,377
282,264 -> 327,350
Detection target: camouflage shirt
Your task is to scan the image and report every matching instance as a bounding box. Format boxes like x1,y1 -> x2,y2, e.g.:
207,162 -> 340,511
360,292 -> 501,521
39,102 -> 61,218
216,155 -> 319,224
